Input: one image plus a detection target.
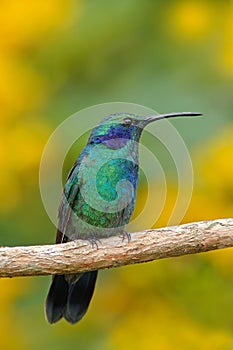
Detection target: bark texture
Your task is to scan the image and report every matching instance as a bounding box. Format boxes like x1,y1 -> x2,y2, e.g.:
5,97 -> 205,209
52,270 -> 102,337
0,218 -> 232,278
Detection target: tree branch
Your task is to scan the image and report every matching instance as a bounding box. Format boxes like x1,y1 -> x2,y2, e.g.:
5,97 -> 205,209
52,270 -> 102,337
0,218 -> 232,278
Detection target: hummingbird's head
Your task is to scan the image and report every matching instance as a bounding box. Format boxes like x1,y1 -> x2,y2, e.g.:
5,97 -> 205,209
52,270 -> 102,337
87,113 -> 147,149
87,112 -> 202,150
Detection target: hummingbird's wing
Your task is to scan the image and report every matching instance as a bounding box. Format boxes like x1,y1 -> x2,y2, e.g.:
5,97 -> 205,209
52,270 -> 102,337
46,153 -> 98,325
56,158 -> 83,244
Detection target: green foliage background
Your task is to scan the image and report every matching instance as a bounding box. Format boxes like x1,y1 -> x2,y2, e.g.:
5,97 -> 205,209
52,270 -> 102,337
0,0 -> 232,349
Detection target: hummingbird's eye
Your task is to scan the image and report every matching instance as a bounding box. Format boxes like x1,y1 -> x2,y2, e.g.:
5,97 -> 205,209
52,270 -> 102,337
122,117 -> 132,127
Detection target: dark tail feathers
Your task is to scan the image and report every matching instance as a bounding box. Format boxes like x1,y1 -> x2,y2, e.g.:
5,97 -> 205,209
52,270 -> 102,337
45,271 -> 98,324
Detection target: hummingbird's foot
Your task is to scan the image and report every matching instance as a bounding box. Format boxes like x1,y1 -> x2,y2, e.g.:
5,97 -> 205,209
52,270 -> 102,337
120,230 -> 131,243
88,237 -> 101,249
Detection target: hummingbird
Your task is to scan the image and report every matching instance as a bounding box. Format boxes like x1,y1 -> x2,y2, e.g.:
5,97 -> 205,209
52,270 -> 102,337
45,111 -> 201,324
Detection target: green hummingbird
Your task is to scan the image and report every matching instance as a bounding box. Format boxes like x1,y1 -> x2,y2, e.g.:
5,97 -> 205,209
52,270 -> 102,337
45,111 -> 201,324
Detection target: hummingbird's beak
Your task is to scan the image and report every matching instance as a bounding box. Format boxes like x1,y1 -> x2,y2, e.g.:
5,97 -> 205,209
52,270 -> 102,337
141,112 -> 202,126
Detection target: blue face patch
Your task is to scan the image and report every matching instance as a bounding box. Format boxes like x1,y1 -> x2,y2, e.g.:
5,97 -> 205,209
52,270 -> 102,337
92,124 -> 139,149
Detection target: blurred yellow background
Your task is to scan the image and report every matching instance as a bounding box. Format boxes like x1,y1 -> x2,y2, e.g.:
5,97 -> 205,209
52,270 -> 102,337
0,1 -> 232,349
